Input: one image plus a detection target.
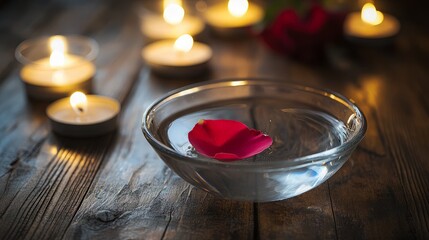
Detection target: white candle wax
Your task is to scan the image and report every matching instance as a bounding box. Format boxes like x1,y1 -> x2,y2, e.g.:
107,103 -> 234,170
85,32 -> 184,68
140,14 -> 204,40
344,11 -> 400,40
20,54 -> 95,100
47,95 -> 120,137
21,54 -> 95,86
142,39 -> 212,76
204,2 -> 263,29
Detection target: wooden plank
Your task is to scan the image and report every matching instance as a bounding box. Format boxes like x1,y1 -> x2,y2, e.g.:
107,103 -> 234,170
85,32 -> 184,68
324,70 -> 415,237
323,26 -> 428,238
366,30 -> 428,237
374,64 -> 429,238
0,0 -> 427,239
90,6 -> 143,101
258,186 -> 337,239
35,2 -> 109,36
0,135 -> 114,239
0,1 -> 142,239
328,144 -> 415,239
0,4 -> 65,217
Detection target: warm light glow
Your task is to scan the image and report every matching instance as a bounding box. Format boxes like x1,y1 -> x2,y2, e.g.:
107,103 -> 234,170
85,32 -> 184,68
163,3 -> 185,25
52,70 -> 66,84
228,0 -> 249,17
174,34 -> 193,53
70,91 -> 88,115
49,36 -> 66,52
230,80 -> 247,87
49,146 -> 58,155
163,0 -> 182,9
50,51 -> 66,67
361,3 -> 384,25
49,36 -> 67,67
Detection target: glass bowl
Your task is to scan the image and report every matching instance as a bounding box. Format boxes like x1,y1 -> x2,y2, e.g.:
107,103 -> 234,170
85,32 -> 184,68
142,79 -> 366,202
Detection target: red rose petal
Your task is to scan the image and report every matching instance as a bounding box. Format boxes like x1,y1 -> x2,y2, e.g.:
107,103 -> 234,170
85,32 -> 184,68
188,119 -> 273,161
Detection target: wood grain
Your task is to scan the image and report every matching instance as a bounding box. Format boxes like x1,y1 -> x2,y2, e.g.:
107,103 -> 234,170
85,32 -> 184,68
374,57 -> 429,238
0,0 -> 142,239
1,135 -> 115,239
0,0 -> 428,239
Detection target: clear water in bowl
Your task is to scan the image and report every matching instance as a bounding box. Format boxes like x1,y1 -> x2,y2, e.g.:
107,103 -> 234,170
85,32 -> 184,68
157,98 -> 350,200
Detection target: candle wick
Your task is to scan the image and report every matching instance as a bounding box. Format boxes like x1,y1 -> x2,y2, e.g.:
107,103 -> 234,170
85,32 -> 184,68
78,106 -> 84,113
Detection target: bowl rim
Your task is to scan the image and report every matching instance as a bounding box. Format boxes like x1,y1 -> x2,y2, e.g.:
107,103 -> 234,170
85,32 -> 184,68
15,35 -> 99,67
142,78 -> 367,168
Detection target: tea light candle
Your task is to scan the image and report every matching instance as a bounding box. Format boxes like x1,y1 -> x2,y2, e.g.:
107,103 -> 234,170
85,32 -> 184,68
142,34 -> 212,77
344,3 -> 400,41
16,35 -> 98,100
140,0 -> 204,40
204,0 -> 263,35
47,92 -> 120,137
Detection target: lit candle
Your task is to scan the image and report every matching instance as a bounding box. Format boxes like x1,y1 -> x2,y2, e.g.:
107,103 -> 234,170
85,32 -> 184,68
344,3 -> 400,41
204,0 -> 263,35
46,91 -> 120,137
16,35 -> 97,100
140,0 -> 204,40
361,3 -> 384,25
228,0 -> 249,17
70,91 -> 88,116
163,2 -> 185,25
142,34 -> 212,77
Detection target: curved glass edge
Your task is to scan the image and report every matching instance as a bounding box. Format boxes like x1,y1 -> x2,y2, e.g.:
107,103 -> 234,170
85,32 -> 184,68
15,35 -> 99,67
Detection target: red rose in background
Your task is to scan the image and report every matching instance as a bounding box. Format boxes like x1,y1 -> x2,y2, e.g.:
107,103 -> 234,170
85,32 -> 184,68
261,4 -> 346,62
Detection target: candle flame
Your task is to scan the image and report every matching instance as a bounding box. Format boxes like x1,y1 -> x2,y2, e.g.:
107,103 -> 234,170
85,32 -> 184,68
228,0 -> 248,17
163,3 -> 185,25
49,36 -> 67,67
70,91 -> 88,115
174,34 -> 193,53
49,36 -> 66,52
361,3 -> 384,25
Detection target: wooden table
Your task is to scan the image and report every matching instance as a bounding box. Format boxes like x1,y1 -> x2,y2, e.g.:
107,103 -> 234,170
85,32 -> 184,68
0,0 -> 428,239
